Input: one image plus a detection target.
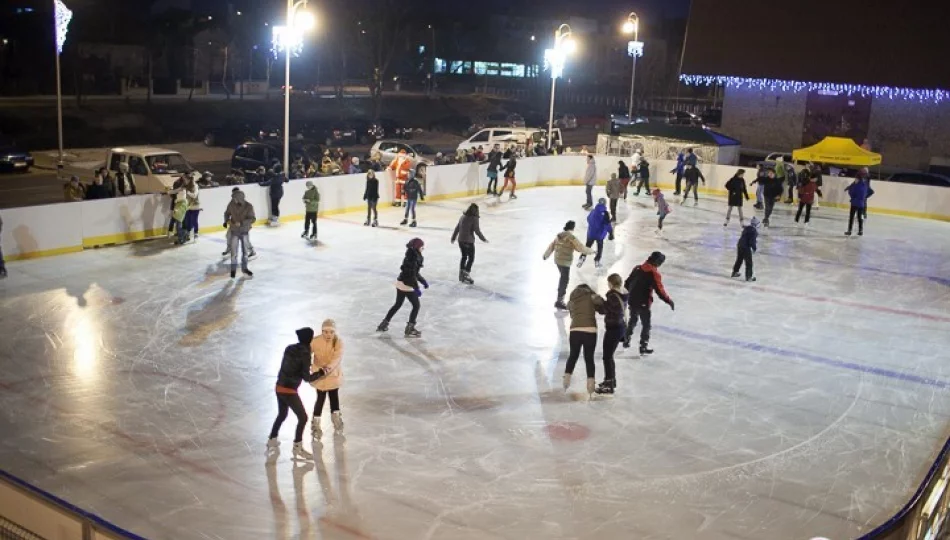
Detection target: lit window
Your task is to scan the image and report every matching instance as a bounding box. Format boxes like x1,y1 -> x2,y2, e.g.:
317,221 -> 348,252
434,58 -> 447,74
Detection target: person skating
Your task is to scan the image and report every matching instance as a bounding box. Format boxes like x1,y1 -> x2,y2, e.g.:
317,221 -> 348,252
606,173 -> 622,222
723,169 -> 750,227
223,189 -> 256,278
363,170 -> 379,227
183,174 -> 202,242
596,273 -> 627,395
267,327 -> 325,460
563,282 -> 606,397
222,188 -> 257,259
451,203 -> 488,285
844,176 -> 870,236
653,188 -> 671,235
578,198 -> 614,270
583,155 -> 597,210
681,164 -> 705,205
486,144 -> 502,195
732,217 -> 760,281
261,166 -> 287,226
543,221 -> 594,310
635,158 -> 651,196
671,150 -> 685,195
618,160 -> 631,200
751,166 -> 767,210
377,238 -> 428,337
793,166 -> 810,205
623,251 -> 674,355
498,151 -> 518,199
311,319 -> 345,440
794,174 -> 821,226
302,180 -> 320,240
761,169 -> 784,227
400,172 -> 425,227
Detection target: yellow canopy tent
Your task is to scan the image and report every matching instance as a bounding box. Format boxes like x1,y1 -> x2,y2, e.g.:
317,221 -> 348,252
792,136 -> 882,166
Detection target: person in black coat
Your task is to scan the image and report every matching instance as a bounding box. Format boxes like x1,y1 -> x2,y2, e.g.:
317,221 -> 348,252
485,145 -> 502,195
681,164 -> 705,204
260,164 -> 288,224
267,327 -> 325,459
634,159 -> 651,196
377,238 -> 429,337
363,170 -> 380,227
723,170 -> 750,227
498,153 -> 518,199
732,217 -> 759,281
618,160 -> 631,200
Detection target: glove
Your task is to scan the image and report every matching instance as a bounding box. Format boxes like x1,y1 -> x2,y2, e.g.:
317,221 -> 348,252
668,300 -> 675,311
414,288 -> 423,298
608,232 -> 615,241
223,222 -> 228,228
420,279 -> 429,289
309,368 -> 327,382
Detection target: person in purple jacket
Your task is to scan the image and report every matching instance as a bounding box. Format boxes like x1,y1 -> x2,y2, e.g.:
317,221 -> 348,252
844,177 -> 871,236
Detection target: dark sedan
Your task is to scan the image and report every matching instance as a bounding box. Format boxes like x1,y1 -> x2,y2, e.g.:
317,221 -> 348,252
375,118 -> 413,140
300,120 -> 377,147
231,140 -> 323,174
0,141 -> 34,172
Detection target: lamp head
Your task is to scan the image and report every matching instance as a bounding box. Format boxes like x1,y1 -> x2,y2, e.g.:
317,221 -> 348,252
563,38 -> 577,54
294,11 -> 316,32
622,20 -> 637,34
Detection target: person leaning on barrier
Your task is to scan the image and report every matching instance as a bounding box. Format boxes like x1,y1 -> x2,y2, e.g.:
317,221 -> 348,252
63,176 -> 86,202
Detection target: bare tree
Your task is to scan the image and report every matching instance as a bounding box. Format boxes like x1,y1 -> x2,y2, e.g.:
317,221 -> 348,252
350,0 -> 416,120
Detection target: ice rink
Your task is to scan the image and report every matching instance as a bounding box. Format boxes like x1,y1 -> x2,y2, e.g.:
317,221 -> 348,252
1,186 -> 950,540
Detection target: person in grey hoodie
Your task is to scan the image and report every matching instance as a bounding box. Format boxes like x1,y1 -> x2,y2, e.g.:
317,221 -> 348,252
450,203 -> 489,285
564,283 -> 606,397
543,221 -> 594,310
583,155 -> 597,210
224,189 -> 256,278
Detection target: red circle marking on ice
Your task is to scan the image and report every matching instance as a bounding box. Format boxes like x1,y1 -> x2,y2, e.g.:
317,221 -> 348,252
544,422 -> 590,441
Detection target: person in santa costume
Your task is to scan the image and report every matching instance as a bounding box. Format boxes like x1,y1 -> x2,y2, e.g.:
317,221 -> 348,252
389,149 -> 412,207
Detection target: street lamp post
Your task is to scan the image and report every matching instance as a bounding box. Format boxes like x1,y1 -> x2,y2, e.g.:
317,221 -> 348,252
545,24 -> 575,149
53,0 -> 73,176
275,0 -> 315,176
622,12 -> 641,120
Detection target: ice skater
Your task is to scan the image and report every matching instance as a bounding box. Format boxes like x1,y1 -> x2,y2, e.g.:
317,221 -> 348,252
486,144 -> 502,195
498,151 -> 518,200
596,273 -> 627,395
732,217 -> 759,281
751,166 -> 767,209
723,169 -> 750,227
623,251 -> 674,355
794,173 -> 821,226
606,173 -> 622,222
844,176 -> 870,236
634,158 -> 651,196
223,188 -> 255,278
302,180 -> 320,240
543,221 -> 594,310
563,282 -> 606,397
311,319 -> 345,440
755,169 -> 782,227
671,150 -> 685,195
170,180 -> 190,245
577,198 -> 614,269
267,327 -> 324,460
400,171 -> 425,227
363,170 -> 380,227
262,165 -> 287,226
681,164 -> 705,205
451,203 -> 489,285
618,160 -> 631,200
583,155 -> 596,210
222,187 -> 256,260
653,188 -> 671,235
376,238 -> 428,337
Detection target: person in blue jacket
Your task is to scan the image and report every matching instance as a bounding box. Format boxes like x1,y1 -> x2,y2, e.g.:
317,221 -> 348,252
577,198 -> 614,269
844,177 -> 871,236
671,151 -> 685,195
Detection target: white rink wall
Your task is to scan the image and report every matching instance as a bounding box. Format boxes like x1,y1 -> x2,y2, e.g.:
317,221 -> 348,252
2,155 -> 949,261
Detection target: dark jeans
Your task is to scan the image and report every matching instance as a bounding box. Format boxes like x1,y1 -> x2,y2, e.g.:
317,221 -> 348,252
764,197 -> 776,221
585,237 -> 604,262
658,215 -> 666,229
0,245 -> 5,273
683,181 -> 699,201
314,389 -> 340,416
602,324 -> 624,381
269,392 -> 308,442
585,185 -> 593,207
366,198 -> 378,221
674,172 -> 683,193
787,183 -> 795,201
404,198 -> 417,220
733,247 -> 753,279
185,209 -> 199,234
848,205 -> 865,232
635,176 -> 650,195
795,202 -> 812,223
609,198 -> 618,220
557,265 -> 570,300
304,212 -> 317,236
565,331 -> 597,378
459,242 -> 475,271
270,195 -> 282,218
385,289 -> 420,323
626,304 -> 652,346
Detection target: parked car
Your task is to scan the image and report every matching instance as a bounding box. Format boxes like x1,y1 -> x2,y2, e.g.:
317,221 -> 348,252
106,147 -> 194,193
428,115 -> 475,135
374,118 -> 413,140
701,108 -> 722,127
369,140 -> 437,179
302,119 -> 377,147
203,122 -> 281,147
670,110 -> 704,126
0,138 -> 34,172
457,127 -> 562,153
231,140 -> 323,175
886,172 -> 950,187
554,113 -> 578,130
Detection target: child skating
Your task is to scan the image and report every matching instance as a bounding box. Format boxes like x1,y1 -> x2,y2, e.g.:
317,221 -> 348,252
653,189 -> 671,235
723,170 -> 750,227
564,282 -> 606,397
596,273 -> 627,395
377,238 -> 429,337
311,319 -> 345,441
623,251 -> 674,355
794,174 -> 821,226
732,217 -> 759,281
543,221 -> 594,310
267,327 -> 325,460
451,203 -> 489,285
578,198 -> 614,269
400,172 -> 425,227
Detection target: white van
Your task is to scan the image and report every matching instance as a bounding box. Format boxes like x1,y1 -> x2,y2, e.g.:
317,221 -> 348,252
106,147 -> 195,193
456,127 -> 562,153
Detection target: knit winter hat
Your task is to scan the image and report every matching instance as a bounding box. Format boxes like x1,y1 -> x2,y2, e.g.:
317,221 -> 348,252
751,217 -> 761,228
321,319 -> 336,331
306,180 -> 314,188
296,327 -> 315,343
598,198 -> 607,205
407,238 -> 425,250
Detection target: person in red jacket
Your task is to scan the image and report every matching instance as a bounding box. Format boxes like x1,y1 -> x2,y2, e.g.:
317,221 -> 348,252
623,251 -> 674,355
794,173 -> 822,226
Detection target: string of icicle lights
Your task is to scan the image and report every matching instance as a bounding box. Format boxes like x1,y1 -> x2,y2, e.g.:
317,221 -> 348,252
679,74 -> 948,104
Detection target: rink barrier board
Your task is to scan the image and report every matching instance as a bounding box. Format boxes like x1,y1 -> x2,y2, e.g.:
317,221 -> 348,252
4,155 -> 950,262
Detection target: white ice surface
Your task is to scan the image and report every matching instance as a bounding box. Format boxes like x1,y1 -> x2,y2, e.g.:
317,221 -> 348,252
1,187 -> 950,540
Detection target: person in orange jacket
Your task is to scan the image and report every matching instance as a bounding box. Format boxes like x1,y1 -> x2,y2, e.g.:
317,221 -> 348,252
389,149 -> 412,207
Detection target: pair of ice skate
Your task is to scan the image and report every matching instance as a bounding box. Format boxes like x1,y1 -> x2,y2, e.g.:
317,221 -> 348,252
376,320 -> 421,338
399,219 -> 418,228
363,219 -> 379,227
561,374 -> 617,397
731,272 -> 756,282
576,255 -> 603,269
458,270 -> 475,285
266,412 -> 344,461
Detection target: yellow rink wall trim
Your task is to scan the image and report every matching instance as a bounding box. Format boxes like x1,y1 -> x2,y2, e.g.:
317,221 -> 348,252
6,180 -> 950,261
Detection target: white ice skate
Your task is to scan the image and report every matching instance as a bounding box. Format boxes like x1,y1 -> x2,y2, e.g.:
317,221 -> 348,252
311,423 -> 322,441
587,378 -> 596,397
576,255 -> 587,268
292,442 -> 313,460
266,438 -> 280,449
562,373 -> 571,390
331,411 -> 344,433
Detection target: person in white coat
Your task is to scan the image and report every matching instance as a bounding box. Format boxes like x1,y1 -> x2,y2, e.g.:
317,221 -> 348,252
583,155 -> 596,210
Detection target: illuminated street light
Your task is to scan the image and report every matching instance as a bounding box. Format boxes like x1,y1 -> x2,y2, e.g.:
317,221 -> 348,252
545,23 -> 574,149
622,11 -> 642,120
273,0 -> 316,181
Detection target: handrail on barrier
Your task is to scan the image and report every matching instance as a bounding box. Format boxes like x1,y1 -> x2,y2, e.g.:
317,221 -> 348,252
0,469 -> 144,540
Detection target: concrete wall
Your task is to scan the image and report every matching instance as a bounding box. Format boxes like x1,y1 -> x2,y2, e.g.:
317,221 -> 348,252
720,86 -> 807,153
2,155 -> 949,262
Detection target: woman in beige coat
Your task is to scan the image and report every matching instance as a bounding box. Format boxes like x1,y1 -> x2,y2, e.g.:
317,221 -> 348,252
311,319 -> 344,440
